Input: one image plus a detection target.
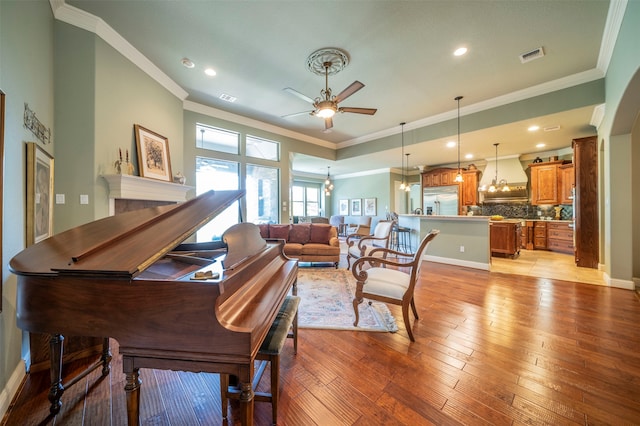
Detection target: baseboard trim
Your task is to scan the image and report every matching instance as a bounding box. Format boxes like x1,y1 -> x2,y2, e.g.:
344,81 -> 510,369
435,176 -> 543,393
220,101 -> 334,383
604,272 -> 635,290
423,255 -> 490,271
0,359 -> 26,420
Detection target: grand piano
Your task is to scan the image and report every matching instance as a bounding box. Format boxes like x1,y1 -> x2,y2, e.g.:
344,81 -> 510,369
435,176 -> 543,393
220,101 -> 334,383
9,189 -> 298,425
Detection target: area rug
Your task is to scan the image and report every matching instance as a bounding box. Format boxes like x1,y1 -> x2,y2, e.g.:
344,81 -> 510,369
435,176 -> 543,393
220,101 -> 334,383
294,268 -> 398,333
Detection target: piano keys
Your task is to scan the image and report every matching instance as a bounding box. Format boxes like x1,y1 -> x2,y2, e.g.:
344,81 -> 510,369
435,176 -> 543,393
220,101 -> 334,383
10,190 -> 298,425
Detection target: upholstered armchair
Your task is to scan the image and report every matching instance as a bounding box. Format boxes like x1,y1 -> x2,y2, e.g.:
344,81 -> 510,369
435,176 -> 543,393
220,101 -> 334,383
345,216 -> 371,236
345,220 -> 395,268
350,230 -> 440,341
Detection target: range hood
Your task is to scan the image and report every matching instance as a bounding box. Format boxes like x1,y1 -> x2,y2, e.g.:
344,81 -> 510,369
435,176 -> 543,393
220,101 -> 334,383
479,155 -> 529,203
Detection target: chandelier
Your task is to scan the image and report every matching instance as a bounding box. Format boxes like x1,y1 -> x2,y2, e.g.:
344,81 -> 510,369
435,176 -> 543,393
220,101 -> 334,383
486,143 -> 510,192
324,166 -> 334,195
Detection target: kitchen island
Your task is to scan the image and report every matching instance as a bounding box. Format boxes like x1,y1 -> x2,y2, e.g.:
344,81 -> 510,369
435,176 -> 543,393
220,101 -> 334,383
398,214 -> 490,270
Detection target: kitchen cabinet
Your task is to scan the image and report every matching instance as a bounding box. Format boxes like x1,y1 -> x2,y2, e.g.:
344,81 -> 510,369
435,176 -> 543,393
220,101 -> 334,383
461,169 -> 480,208
521,220 -> 534,250
559,163 -> 574,205
547,222 -> 574,254
422,167 -> 457,188
529,161 -> 565,205
490,221 -> 521,258
534,221 -> 547,249
573,136 -> 598,268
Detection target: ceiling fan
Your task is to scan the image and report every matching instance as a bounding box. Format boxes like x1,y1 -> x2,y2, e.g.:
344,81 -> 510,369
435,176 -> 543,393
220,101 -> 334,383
283,58 -> 377,131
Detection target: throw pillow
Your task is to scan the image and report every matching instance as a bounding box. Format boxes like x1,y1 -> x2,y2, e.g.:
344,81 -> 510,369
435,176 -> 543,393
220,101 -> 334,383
289,223 -> 310,244
257,224 -> 269,239
309,223 -> 332,244
269,224 -> 290,240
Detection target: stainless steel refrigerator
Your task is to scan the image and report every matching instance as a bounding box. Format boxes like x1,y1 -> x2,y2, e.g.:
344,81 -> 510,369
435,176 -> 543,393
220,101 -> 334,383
423,186 -> 459,215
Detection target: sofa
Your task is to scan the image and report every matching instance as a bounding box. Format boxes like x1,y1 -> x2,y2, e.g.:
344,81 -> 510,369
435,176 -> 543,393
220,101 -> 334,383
257,223 -> 340,267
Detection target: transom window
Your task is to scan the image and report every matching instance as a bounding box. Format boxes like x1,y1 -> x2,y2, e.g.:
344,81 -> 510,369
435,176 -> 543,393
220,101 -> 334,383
246,135 -> 279,161
196,123 -> 239,155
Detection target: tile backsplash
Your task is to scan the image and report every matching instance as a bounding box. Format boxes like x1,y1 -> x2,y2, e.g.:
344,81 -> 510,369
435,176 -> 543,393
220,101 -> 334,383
471,202 -> 573,220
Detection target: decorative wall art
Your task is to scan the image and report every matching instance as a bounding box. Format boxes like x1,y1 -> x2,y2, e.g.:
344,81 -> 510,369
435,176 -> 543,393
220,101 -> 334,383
364,197 -> 377,216
350,198 -> 362,216
338,199 -> 349,216
134,124 -> 172,182
26,142 -> 54,246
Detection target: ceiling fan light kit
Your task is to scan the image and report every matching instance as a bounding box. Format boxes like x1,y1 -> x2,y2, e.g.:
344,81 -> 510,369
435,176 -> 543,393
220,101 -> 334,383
283,48 -> 376,130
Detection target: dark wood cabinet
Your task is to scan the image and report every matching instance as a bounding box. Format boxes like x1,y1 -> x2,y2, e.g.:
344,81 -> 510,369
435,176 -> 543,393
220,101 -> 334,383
490,221 -> 521,258
559,163 -> 574,205
529,161 -> 563,205
547,222 -> 574,254
534,221 -> 547,249
461,170 -> 480,208
573,136 -> 599,268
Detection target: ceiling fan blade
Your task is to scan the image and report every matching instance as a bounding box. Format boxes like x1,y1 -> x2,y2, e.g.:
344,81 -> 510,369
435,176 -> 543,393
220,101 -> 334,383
281,110 -> 314,118
325,117 -> 333,130
340,107 -> 377,115
283,87 -> 314,104
334,81 -> 365,103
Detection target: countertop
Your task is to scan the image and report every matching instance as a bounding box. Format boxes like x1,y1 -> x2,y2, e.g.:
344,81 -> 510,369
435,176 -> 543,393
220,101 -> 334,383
401,214 -> 571,223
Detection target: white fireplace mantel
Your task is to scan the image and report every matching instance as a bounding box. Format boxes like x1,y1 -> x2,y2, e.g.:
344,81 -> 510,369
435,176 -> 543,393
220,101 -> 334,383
102,174 -> 193,215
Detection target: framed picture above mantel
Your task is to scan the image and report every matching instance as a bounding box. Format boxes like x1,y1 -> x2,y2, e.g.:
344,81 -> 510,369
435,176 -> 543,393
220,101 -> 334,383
134,124 -> 172,182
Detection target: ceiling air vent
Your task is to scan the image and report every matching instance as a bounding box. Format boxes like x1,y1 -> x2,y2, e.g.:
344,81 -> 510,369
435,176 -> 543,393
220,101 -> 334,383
519,47 -> 545,64
544,125 -> 561,132
219,93 -> 237,103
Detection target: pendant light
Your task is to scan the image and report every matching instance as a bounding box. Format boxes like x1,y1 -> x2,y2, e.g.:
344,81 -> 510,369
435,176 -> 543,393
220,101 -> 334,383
324,166 -> 334,195
399,122 -> 407,190
454,96 -> 464,183
405,153 -> 411,192
487,143 -> 510,193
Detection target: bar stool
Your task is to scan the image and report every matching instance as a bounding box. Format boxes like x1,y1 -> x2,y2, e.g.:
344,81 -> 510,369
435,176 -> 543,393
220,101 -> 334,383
220,295 -> 300,425
392,224 -> 412,253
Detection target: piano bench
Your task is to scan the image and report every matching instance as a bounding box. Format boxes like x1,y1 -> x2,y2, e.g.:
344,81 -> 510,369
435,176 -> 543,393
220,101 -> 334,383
221,295 -> 300,425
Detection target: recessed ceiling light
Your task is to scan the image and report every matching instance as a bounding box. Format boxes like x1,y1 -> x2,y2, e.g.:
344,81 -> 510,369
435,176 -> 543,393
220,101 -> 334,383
454,47 -> 468,56
465,154 -> 473,159
446,140 -> 456,148
536,143 -> 546,148
528,125 -> 540,131
181,57 -> 195,68
204,68 -> 217,77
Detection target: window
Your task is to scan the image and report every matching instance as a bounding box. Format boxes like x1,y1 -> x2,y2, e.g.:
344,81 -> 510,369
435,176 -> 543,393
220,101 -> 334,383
246,135 -> 279,161
291,182 -> 321,217
246,164 -> 279,224
195,157 -> 239,241
196,123 -> 239,155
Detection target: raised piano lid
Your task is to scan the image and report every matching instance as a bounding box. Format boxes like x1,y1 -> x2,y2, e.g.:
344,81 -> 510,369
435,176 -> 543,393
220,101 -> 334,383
9,190 -> 244,278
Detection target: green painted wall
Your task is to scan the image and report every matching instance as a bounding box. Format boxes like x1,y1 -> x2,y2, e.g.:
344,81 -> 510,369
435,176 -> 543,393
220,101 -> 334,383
1,0 -> 55,412
597,0 -> 639,284
331,172 -> 392,226
54,23 -> 185,232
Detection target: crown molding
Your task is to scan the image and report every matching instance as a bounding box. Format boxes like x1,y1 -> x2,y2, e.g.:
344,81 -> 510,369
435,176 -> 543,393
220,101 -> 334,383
597,0 -> 628,73
49,0 -> 188,101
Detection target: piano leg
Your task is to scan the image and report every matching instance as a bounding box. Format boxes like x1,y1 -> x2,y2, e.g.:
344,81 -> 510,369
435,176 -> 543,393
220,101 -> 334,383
124,367 -> 141,426
239,381 -> 255,426
47,334 -> 64,414
100,337 -> 112,376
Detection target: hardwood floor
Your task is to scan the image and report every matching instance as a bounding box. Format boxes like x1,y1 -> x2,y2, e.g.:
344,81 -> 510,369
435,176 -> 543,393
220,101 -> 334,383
3,253 -> 639,425
491,249 -> 606,286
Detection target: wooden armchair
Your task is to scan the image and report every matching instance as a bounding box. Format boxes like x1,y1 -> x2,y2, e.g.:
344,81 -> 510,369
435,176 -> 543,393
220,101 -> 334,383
345,220 -> 395,269
350,230 -> 440,341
